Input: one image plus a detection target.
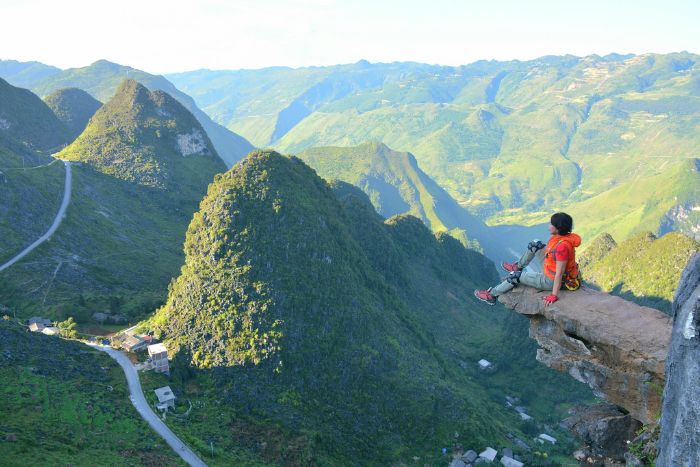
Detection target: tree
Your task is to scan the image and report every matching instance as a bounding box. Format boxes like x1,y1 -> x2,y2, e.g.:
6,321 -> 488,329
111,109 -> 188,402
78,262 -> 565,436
58,317 -> 78,339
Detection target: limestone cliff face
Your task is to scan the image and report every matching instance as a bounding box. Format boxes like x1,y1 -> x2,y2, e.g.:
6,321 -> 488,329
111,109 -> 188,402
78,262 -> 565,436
657,253 -> 700,466
497,286 -> 672,424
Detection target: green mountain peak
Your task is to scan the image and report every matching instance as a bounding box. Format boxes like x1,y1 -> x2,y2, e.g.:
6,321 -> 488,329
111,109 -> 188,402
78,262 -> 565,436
44,87 -> 102,139
58,79 -> 225,190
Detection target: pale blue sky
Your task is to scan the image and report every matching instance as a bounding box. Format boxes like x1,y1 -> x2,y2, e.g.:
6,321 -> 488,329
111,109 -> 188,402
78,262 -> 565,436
2,0 -> 697,73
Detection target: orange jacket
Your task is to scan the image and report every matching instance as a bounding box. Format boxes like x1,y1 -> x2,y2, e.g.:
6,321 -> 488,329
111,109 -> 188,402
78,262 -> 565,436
543,233 -> 581,280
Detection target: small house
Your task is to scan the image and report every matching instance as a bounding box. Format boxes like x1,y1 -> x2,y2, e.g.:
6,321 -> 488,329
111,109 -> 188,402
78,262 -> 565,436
42,326 -> 60,336
27,317 -> 52,327
501,456 -> 524,467
478,447 -> 497,462
154,386 -> 176,410
538,433 -> 557,444
28,322 -> 45,332
147,343 -> 169,374
478,359 -> 492,370
519,412 -> 532,421
121,335 -> 148,352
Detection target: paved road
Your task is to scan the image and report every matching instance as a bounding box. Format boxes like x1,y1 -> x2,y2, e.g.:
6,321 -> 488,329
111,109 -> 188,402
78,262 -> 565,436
88,344 -> 207,467
0,160 -> 72,273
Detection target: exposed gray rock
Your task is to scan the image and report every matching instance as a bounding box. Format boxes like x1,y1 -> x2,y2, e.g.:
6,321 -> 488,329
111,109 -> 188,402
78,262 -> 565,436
563,403 -> 641,460
176,128 -> 208,156
449,458 -> 467,467
657,253 -> 700,466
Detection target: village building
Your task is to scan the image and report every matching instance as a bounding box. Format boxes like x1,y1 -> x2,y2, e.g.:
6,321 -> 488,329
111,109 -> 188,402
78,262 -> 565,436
147,343 -> 170,374
478,447 -> 497,462
27,317 -> 52,327
478,359 -> 492,370
121,335 -> 149,352
41,326 -> 60,336
28,322 -> 45,332
537,433 -> 557,444
154,386 -> 176,411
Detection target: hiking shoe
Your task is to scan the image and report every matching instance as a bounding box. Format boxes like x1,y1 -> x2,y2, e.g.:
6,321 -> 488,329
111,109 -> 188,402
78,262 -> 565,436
474,289 -> 497,305
501,261 -> 522,273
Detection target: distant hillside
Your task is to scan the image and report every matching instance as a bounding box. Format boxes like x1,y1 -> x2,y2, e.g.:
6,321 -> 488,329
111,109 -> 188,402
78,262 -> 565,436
0,77 -> 70,153
44,87 -> 102,139
169,53 -> 700,241
148,150 -> 592,464
519,158 -> 700,243
25,59 -> 254,166
0,59 -> 60,88
297,141 -> 501,255
0,320 -> 181,466
0,82 -> 227,324
579,231 -> 700,313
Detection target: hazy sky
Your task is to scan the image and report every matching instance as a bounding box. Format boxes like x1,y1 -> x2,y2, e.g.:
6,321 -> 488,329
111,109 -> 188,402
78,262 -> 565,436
2,0 -> 697,73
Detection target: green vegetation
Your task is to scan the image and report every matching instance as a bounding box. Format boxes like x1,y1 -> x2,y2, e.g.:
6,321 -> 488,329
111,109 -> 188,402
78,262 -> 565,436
146,150 -> 592,465
0,320 -> 183,466
579,231 -> 700,313
44,87 -> 102,139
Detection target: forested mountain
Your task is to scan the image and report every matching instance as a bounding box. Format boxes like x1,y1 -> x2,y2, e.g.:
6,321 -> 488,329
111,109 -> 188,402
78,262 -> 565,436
148,150 -> 592,464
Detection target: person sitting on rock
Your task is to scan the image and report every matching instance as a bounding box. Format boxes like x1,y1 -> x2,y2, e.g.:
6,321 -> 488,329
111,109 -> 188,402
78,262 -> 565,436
474,212 -> 581,306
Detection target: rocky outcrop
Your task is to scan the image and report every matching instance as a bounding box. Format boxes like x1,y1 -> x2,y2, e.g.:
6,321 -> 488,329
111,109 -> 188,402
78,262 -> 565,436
563,403 -> 641,461
497,286 -> 672,424
656,253 -> 700,466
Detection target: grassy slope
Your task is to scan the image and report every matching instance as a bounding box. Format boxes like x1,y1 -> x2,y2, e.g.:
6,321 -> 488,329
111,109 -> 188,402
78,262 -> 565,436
0,149 -> 65,263
0,320 -> 183,466
579,231 -> 700,313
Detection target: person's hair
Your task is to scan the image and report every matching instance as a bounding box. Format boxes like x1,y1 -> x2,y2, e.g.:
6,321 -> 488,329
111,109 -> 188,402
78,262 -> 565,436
551,212 -> 573,235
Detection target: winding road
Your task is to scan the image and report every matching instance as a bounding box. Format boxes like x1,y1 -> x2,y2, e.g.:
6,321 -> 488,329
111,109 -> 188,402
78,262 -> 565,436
0,159 -> 72,273
88,344 -> 207,467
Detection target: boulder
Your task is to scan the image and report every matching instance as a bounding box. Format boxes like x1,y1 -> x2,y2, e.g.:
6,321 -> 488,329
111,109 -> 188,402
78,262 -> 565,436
563,403 -> 641,460
497,285 -> 672,424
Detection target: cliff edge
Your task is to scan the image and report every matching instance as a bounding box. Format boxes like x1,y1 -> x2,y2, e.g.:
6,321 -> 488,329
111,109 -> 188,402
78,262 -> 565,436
497,285 -> 672,424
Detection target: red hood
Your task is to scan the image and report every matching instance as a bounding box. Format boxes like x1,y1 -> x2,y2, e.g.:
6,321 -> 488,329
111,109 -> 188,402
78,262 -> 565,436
559,232 -> 582,248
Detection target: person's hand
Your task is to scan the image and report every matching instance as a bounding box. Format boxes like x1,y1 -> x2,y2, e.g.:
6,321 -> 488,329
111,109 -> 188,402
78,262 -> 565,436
543,295 -> 558,306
